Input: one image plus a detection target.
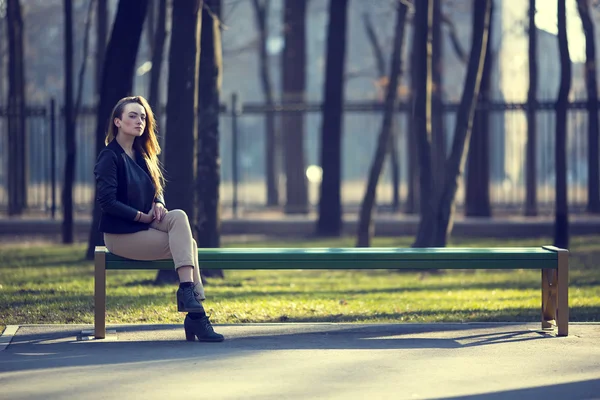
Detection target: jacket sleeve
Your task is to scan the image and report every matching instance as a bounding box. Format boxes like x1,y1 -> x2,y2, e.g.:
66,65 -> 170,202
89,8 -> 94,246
94,149 -> 139,220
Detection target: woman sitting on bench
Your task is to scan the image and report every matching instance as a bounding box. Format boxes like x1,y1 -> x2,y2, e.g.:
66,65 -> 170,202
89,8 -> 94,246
93,95 -> 224,342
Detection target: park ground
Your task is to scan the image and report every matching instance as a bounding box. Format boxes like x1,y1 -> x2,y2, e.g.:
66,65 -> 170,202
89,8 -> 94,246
1,234 -> 599,335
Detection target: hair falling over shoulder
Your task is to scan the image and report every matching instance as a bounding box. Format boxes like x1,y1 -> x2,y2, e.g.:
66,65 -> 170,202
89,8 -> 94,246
105,95 -> 166,197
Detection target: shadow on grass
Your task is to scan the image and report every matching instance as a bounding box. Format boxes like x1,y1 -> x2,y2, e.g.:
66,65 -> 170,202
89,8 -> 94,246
3,286 -> 600,325
206,278 -> 600,300
0,258 -> 90,269
226,306 -> 600,324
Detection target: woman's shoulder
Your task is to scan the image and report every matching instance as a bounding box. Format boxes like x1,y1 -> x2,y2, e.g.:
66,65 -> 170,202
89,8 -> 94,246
95,142 -> 123,171
97,140 -> 122,159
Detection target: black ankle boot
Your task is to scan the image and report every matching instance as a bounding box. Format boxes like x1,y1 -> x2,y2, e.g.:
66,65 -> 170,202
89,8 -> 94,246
184,314 -> 224,342
176,285 -> 205,312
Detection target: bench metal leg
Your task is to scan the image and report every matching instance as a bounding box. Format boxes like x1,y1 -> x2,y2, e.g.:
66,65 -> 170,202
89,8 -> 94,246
541,268 -> 557,330
556,249 -> 569,337
94,247 -> 106,339
541,246 -> 569,337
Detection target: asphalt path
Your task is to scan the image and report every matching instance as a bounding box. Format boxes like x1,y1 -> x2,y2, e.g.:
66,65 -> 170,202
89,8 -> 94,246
1,322 -> 600,399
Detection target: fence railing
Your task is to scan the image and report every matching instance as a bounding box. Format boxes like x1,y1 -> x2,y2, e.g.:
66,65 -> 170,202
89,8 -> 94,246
0,97 -> 595,218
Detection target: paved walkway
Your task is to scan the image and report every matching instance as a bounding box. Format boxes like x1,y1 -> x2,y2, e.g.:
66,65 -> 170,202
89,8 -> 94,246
1,323 -> 600,399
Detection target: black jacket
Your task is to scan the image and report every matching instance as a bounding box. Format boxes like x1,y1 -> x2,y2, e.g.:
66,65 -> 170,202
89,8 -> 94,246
94,139 -> 165,234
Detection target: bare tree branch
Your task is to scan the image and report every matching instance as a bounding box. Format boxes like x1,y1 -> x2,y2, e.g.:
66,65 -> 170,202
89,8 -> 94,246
362,12 -> 386,76
441,12 -> 467,64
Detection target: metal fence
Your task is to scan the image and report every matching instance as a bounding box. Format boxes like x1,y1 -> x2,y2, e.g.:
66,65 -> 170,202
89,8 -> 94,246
0,97 -> 594,217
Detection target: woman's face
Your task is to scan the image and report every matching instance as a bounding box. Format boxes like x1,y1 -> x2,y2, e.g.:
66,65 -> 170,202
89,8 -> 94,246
115,102 -> 146,139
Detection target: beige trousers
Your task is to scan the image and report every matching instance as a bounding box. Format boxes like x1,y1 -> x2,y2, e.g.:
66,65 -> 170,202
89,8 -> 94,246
103,209 -> 205,300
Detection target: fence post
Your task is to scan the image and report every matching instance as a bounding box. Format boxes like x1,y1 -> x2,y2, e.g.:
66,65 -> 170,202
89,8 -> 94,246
50,98 -> 57,219
231,92 -> 240,218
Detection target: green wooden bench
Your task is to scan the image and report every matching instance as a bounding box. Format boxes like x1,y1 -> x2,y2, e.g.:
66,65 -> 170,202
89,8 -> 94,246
93,245 -> 569,339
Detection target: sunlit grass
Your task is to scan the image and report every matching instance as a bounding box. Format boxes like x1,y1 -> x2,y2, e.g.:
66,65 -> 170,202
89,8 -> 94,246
1,235 -> 599,332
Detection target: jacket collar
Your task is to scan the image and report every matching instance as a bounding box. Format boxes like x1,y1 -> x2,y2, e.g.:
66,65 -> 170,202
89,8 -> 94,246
107,138 -> 125,154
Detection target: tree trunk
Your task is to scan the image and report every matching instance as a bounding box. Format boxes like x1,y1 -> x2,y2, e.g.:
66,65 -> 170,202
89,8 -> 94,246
554,0 -> 571,249
282,0 -> 308,214
362,12 -> 401,212
465,0 -> 494,218
431,0 -> 446,194
62,0 -> 75,244
525,0 -> 538,216
85,0 -> 150,260
405,28 -> 420,215
155,0 -> 202,284
146,0 -> 156,51
75,0 -> 94,120
413,0 -> 492,247
356,2 -> 408,247
432,0 -> 492,246
317,0 -> 348,236
87,0 -> 109,258
95,0 -> 107,99
0,12 -> 5,101
251,0 -> 279,207
196,0 -> 223,279
6,0 -> 27,216
577,0 -> 600,214
412,0 -> 435,246
148,0 -> 167,111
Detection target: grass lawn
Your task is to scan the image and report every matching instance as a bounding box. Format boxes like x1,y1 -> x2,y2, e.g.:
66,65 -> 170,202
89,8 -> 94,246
1,235 -> 599,334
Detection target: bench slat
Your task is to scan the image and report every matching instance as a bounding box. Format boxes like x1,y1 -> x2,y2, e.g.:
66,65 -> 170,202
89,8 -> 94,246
105,258 -> 556,270
103,246 -> 558,264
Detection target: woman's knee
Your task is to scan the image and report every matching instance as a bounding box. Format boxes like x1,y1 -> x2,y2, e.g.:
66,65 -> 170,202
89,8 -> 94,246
167,209 -> 188,221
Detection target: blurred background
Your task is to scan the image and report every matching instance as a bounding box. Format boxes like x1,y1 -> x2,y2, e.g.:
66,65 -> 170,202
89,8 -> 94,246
0,0 -> 598,251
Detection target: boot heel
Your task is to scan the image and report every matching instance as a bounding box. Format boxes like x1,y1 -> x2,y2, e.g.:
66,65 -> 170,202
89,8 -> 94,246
184,327 -> 196,342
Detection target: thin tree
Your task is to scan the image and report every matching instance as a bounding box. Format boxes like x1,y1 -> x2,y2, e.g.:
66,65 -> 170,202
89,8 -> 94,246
63,0 -> 94,244
155,0 -> 202,284
317,0 -> 349,236
86,0 -> 150,259
405,18 -> 421,216
146,0 -> 155,49
95,0 -> 107,100
411,0 -> 433,243
525,0 -> 538,216
431,0 -> 445,193
251,0 -> 279,207
413,0 -> 493,247
465,0 -> 494,217
554,0 -> 571,249
576,0 -> 600,214
282,0 -> 308,214
75,0 -> 94,120
148,0 -> 167,112
196,0 -> 223,279
432,0 -> 493,245
62,0 -> 75,243
362,11 -> 401,212
6,0 -> 26,216
0,1 -> 7,102
356,0 -> 408,247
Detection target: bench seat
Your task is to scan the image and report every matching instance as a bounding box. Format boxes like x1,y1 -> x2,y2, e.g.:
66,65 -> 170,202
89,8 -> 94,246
94,245 -> 569,338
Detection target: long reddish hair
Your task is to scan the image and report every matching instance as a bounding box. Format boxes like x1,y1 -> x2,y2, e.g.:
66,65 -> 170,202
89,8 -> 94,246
105,96 -> 165,197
